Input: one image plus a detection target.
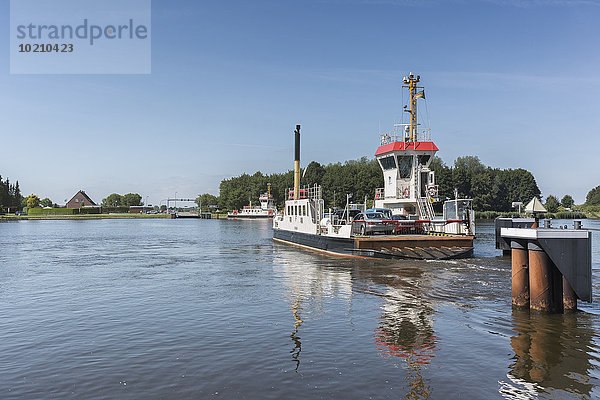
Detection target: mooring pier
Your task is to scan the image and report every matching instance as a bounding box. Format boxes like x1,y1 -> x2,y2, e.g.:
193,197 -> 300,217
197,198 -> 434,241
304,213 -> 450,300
498,220 -> 592,313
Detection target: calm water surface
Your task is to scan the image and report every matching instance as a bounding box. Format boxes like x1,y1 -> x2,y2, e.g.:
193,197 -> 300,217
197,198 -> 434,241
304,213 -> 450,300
1,218 -> 599,399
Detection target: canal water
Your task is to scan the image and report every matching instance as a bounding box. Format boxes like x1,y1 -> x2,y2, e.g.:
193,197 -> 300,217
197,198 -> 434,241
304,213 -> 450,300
0,218 -> 599,399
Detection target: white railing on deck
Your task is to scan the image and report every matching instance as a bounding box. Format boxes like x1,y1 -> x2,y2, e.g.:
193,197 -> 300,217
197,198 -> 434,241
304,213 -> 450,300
379,126 -> 432,145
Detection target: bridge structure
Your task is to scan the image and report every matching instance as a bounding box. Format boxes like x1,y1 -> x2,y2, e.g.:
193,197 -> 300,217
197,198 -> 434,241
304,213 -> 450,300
162,197 -> 199,218
165,197 -> 196,209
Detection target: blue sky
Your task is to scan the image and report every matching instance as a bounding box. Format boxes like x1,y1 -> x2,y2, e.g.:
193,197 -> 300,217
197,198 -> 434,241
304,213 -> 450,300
1,0 -> 599,205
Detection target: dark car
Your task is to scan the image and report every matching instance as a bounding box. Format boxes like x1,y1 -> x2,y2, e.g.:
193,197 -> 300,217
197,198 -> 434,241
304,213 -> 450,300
352,212 -> 395,236
365,208 -> 393,219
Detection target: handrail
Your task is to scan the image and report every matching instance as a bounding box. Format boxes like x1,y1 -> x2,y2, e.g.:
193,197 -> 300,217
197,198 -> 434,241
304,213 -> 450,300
379,129 -> 432,145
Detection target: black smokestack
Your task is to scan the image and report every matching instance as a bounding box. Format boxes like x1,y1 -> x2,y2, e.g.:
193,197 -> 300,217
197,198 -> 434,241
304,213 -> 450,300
294,125 -> 300,162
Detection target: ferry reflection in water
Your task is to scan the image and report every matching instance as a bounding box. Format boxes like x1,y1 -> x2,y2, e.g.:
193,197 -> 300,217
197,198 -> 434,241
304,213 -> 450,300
359,266 -> 437,400
289,297 -> 303,371
274,246 -> 354,372
501,309 -> 600,398
274,245 -> 438,397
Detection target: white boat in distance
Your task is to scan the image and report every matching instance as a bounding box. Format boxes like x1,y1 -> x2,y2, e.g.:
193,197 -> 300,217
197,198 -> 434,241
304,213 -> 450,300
228,184 -> 277,219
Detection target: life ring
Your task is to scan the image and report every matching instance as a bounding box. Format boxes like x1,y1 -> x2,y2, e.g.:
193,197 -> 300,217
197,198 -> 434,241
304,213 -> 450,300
403,188 -> 410,198
375,192 -> 382,200
233,210 -> 238,215
429,197 -> 435,204
268,210 -> 273,216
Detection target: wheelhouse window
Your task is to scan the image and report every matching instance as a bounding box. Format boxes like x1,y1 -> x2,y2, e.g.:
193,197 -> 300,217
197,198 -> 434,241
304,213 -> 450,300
418,155 -> 431,166
379,156 -> 396,170
397,155 -> 413,179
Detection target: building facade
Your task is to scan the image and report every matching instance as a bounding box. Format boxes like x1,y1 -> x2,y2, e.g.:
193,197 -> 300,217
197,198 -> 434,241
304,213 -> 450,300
66,190 -> 97,209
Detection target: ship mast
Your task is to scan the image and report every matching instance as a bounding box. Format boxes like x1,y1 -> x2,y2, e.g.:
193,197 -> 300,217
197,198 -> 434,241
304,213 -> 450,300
294,125 -> 301,200
402,73 -> 421,142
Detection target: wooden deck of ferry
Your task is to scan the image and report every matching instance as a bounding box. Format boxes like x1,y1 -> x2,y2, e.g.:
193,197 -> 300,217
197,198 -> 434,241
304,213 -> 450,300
352,234 -> 475,259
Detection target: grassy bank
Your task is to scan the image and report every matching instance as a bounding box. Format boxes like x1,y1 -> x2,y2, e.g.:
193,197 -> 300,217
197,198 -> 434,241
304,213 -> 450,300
0,213 -> 172,221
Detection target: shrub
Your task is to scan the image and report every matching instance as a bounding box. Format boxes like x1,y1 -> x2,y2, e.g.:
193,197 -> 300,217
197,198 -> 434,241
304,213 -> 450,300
100,206 -> 130,213
27,207 -> 74,215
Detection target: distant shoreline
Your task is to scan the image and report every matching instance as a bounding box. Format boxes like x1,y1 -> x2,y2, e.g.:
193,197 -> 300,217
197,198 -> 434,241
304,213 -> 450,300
1,213 -> 597,222
0,213 -> 173,221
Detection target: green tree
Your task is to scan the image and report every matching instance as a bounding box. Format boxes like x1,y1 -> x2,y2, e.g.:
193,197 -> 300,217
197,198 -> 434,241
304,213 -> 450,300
0,177 -> 23,211
195,193 -> 219,211
429,156 -> 453,201
470,169 -> 493,211
586,185 -> 600,205
27,194 -> 41,209
0,175 -> 6,210
102,193 -> 123,207
500,168 -> 541,208
451,163 -> 471,198
122,193 -> 142,207
303,161 -> 326,187
12,181 -> 22,210
40,197 -> 53,208
455,155 -> 486,176
561,195 -> 574,209
452,156 -> 486,198
545,195 -> 560,213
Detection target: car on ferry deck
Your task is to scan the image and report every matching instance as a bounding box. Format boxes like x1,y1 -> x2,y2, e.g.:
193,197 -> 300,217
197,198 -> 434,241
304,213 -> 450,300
390,214 -> 424,234
365,208 -> 393,219
351,212 -> 395,236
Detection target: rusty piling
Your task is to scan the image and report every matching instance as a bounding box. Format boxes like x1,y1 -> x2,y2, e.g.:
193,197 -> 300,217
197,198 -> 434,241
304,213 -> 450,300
563,277 -> 577,312
511,239 -> 529,309
528,242 -> 561,313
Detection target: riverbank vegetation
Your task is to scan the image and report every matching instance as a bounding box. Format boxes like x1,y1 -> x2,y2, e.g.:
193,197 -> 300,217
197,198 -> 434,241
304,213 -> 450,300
217,155 -> 543,213
101,193 -> 143,207
215,156 -> 599,219
0,213 -> 170,221
475,210 -> 587,220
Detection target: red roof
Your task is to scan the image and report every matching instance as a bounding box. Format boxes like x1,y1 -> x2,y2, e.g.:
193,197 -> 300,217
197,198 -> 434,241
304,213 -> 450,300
375,141 -> 439,156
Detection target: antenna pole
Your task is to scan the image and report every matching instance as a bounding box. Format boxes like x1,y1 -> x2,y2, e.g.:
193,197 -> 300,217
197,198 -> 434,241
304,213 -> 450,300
294,125 -> 301,200
403,73 -> 420,142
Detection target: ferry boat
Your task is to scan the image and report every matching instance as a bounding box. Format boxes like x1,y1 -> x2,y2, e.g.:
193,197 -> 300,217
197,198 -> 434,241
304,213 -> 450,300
273,73 -> 475,259
228,184 -> 277,218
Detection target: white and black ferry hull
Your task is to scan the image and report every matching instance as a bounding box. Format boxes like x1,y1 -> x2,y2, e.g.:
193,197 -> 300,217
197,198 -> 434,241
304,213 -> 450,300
273,228 -> 474,260
228,214 -> 274,219
273,228 -> 359,257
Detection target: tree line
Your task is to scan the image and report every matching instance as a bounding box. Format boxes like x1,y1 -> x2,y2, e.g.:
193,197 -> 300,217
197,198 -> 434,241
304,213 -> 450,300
210,155 -> 600,214
216,157 -> 382,211
0,175 -> 22,212
101,193 -> 143,207
1,172 -> 146,213
429,156 -> 542,212
211,155 -> 546,212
